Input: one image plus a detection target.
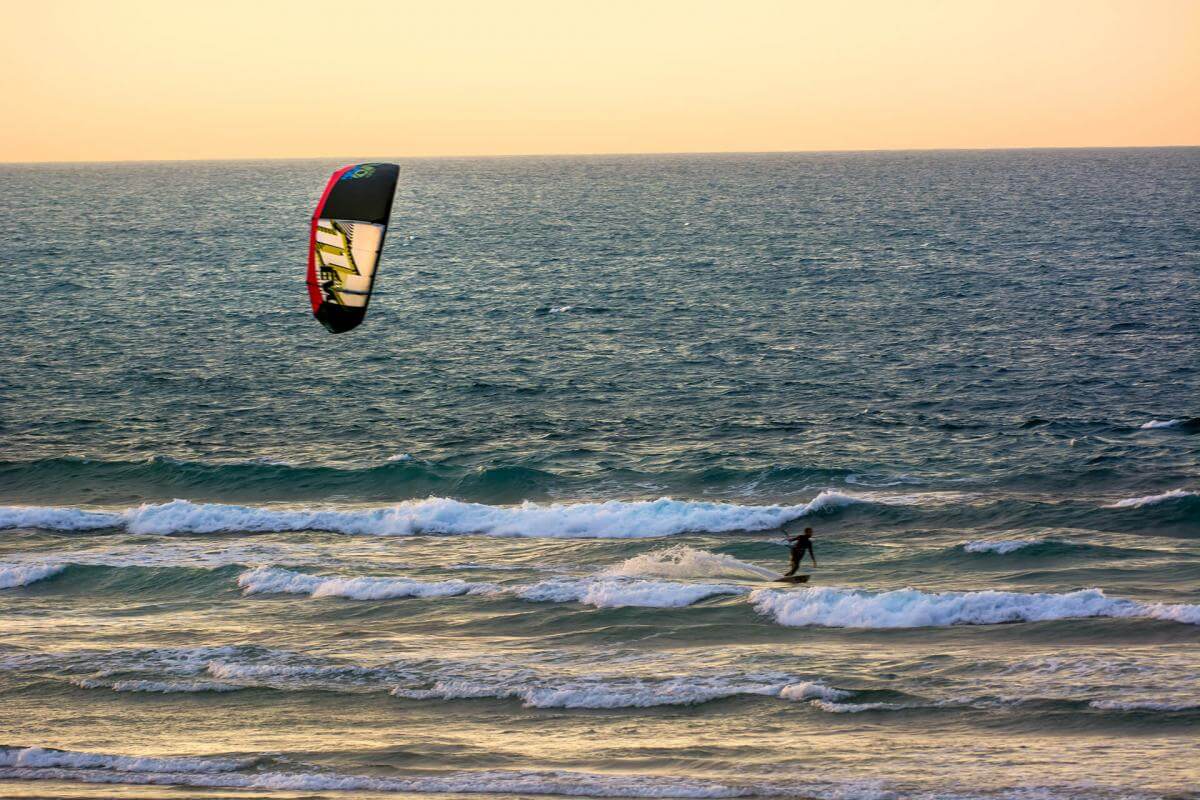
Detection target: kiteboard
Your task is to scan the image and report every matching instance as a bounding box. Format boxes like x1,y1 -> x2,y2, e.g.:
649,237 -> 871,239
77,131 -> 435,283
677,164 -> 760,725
306,163 -> 400,333
774,575 -> 810,584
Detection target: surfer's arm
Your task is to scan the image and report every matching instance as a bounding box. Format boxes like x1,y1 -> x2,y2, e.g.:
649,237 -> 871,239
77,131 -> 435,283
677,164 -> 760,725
808,545 -> 817,566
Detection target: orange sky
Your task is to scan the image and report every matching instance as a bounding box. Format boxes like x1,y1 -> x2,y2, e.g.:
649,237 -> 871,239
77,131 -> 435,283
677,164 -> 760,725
4,0 -> 1198,162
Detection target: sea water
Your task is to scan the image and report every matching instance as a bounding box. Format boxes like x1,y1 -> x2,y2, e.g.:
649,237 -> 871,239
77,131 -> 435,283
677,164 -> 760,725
0,149 -> 1198,799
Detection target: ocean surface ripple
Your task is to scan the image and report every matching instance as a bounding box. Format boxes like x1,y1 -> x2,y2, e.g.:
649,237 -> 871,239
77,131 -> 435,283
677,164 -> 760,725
1,150 -> 1197,800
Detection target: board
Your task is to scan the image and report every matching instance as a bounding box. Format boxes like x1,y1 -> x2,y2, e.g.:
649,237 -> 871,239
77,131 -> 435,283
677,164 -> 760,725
774,575 -> 810,584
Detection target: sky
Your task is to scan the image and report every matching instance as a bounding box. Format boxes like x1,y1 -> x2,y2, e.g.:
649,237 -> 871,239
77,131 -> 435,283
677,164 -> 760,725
4,0 -> 1198,162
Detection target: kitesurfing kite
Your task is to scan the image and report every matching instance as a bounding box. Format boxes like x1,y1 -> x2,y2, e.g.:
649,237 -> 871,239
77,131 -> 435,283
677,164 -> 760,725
306,163 -> 400,333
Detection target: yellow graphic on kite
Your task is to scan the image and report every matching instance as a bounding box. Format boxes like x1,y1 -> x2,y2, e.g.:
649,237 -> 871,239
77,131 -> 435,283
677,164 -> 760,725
312,218 -> 385,309
314,221 -> 359,306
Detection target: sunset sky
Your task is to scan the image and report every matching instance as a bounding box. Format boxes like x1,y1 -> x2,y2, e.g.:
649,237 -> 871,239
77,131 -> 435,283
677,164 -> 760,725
6,0 -> 1198,162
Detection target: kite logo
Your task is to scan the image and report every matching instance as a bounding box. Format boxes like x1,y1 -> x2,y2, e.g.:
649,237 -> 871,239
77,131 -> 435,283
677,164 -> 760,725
314,220 -> 359,305
341,164 -> 377,180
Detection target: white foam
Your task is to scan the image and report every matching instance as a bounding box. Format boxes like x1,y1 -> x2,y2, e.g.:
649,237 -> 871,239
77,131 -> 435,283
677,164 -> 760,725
1138,601 -> 1200,626
516,578 -> 746,608
1140,419 -> 1184,429
0,746 -> 253,773
203,660 -> 381,684
393,672 -> 794,709
237,567 -> 493,600
0,645 -> 248,682
241,456 -> 296,466
0,755 -> 761,797
808,700 -> 906,714
0,562 -> 65,589
448,562 -> 530,571
844,473 -> 925,487
0,491 -> 860,537
1088,698 -> 1200,712
386,453 -> 414,462
1104,489 -> 1197,508
1002,655 -> 1156,679
779,682 -> 851,702
549,305 -> 574,313
751,586 -> 1200,629
603,545 -> 776,580
962,539 -> 1042,554
73,678 -> 242,693
0,506 -> 119,531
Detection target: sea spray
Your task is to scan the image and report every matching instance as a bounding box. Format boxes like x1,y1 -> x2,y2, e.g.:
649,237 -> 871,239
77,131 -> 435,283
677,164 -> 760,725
602,545 -> 777,580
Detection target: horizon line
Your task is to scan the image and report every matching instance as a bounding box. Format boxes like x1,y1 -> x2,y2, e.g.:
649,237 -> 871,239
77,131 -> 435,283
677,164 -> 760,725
3,143 -> 1198,167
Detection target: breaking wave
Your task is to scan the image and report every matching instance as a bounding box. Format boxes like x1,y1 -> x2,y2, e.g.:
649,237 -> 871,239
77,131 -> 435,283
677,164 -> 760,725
751,586 -> 1200,629
0,505 -> 116,531
1104,489 -> 1198,509
392,674 -> 796,709
0,745 -> 766,798
233,567 -> 743,609
777,682 -> 851,702
0,562 -> 65,589
0,746 -> 255,774
237,567 -> 496,600
1088,699 -> 1200,712
808,700 -> 909,714
515,578 -> 747,608
1139,418 -> 1199,431
962,539 -> 1043,554
0,492 -> 858,537
602,545 -> 777,580
71,678 -> 242,693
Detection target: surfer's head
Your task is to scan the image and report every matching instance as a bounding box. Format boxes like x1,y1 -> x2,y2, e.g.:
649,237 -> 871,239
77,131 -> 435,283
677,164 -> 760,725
804,527 -> 813,537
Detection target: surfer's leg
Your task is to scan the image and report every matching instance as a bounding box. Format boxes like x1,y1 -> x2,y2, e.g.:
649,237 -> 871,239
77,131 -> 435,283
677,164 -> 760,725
784,552 -> 799,576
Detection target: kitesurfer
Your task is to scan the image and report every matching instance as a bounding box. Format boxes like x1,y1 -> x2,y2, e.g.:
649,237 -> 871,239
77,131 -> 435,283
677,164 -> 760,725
784,527 -> 816,576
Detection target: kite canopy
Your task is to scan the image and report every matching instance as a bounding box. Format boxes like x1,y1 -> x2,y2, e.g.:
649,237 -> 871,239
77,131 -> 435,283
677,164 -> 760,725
306,163 -> 400,333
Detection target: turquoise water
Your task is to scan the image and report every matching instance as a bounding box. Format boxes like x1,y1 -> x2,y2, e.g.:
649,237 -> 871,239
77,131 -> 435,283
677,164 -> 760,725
1,149 -> 1198,799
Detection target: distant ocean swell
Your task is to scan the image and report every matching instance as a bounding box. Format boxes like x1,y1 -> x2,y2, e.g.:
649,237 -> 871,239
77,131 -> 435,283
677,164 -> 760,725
3,453 -> 1193,511
1,488 -> 1196,537
5,561 -> 1198,628
0,456 -> 875,505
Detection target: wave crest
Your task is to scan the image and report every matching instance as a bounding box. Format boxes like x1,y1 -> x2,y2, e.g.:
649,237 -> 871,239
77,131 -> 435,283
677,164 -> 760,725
0,563 -> 65,589
237,567 -> 495,600
0,746 -> 254,774
962,539 -> 1042,554
0,746 -> 767,797
751,586 -> 1200,629
516,578 -> 746,608
1104,489 -> 1197,509
602,546 -> 776,580
0,492 -> 859,538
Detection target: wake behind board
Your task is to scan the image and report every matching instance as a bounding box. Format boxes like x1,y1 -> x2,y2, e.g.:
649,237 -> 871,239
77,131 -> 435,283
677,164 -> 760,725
774,575 -> 810,584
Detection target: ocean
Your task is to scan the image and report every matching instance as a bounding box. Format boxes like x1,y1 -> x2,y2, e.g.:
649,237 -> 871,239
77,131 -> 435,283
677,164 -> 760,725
1,148 -> 1197,800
